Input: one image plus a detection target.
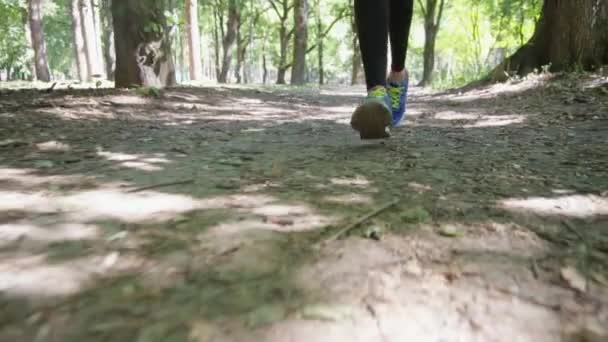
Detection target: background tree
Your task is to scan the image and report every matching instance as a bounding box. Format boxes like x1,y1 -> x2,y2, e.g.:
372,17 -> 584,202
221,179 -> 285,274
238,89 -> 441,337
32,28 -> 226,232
417,0 -> 446,86
101,0 -> 115,80
79,0 -> 103,78
492,0 -> 608,81
218,0 -> 239,83
185,0 -> 203,81
290,0 -> 307,85
268,0 -> 293,84
27,0 -> 51,81
71,0 -> 88,81
112,0 -> 176,87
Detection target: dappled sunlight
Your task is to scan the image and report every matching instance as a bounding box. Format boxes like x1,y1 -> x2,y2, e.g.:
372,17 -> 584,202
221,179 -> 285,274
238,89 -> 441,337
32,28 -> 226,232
0,168 -> 90,189
434,111 -> 480,121
0,222 -> 99,248
97,151 -> 171,171
330,176 -> 370,187
0,254 -> 107,298
35,140 -> 71,152
464,114 -> 526,128
323,193 -> 373,205
0,189 -> 202,222
500,194 -> 608,218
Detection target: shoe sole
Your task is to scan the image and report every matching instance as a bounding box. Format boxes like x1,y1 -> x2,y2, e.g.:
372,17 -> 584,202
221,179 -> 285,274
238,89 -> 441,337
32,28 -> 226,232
350,101 -> 392,140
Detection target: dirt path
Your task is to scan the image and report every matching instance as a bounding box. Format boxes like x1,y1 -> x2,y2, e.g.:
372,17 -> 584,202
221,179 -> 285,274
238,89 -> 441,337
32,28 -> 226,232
1,74 -> 607,342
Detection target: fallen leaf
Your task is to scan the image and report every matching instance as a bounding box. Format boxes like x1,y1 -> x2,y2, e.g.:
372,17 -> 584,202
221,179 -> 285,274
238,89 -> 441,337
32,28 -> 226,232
561,266 -> 587,292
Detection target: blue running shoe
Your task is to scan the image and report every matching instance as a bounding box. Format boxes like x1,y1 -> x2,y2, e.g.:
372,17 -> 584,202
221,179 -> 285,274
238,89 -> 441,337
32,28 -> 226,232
350,87 -> 392,140
387,76 -> 409,126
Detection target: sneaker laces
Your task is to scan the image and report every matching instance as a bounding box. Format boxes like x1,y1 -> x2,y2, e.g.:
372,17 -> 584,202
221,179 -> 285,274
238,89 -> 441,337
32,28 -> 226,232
388,84 -> 402,110
368,87 -> 387,98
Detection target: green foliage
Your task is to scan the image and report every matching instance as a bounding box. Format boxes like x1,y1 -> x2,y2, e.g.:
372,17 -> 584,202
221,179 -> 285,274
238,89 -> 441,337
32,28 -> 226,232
0,0 -> 28,78
0,0 -> 543,86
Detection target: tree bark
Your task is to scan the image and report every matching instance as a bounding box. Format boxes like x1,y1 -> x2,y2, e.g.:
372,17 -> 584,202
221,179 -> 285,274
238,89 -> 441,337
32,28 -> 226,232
27,0 -> 51,82
290,0 -> 308,85
71,0 -> 89,81
186,0 -> 203,81
418,0 -> 445,87
100,0 -> 115,80
492,0 -> 608,81
112,0 -> 176,88
218,0 -> 239,83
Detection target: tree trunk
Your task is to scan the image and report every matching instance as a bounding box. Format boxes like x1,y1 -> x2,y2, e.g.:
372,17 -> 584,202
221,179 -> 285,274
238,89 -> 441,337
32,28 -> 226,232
80,0 -> 103,79
27,0 -> 51,82
112,0 -> 176,88
420,29 -> 437,86
314,0 -> 324,85
492,0 -> 608,81
71,0 -> 89,81
418,0 -> 445,87
22,8 -> 36,80
186,0 -> 203,81
290,0 -> 308,85
235,22 -> 243,83
212,5 -> 221,81
262,41 -> 268,84
349,0 -> 361,85
273,0 -> 292,84
91,0 -> 105,77
218,0 -> 239,83
101,0 -> 115,80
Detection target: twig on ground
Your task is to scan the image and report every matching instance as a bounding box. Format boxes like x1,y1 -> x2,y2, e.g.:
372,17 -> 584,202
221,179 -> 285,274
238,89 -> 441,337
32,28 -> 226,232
45,82 -> 58,93
316,199 -> 400,247
127,179 -> 195,193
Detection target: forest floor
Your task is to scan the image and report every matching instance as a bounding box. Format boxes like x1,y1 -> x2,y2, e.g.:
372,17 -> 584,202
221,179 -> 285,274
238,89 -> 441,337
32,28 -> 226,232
1,73 -> 607,342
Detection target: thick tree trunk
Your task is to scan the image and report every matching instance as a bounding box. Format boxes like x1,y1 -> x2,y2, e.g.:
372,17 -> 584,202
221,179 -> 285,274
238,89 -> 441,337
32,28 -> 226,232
218,0 -> 239,83
418,0 -> 445,87
290,0 -> 308,85
27,0 -> 51,82
71,0 -> 89,81
80,0 -> 103,79
101,0 -> 115,80
112,0 -> 176,88
186,0 -> 203,81
492,0 -> 608,81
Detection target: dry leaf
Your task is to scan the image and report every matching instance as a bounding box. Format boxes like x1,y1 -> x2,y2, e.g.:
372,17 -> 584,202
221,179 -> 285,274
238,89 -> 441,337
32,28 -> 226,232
561,266 -> 587,292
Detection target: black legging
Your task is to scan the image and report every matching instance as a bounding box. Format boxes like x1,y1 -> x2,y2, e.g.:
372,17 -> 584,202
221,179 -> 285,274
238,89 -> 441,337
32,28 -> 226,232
355,0 -> 414,90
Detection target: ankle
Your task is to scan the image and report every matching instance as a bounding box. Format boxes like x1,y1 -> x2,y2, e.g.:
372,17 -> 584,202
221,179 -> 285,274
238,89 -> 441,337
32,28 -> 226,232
388,69 -> 408,83
368,85 -> 386,93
